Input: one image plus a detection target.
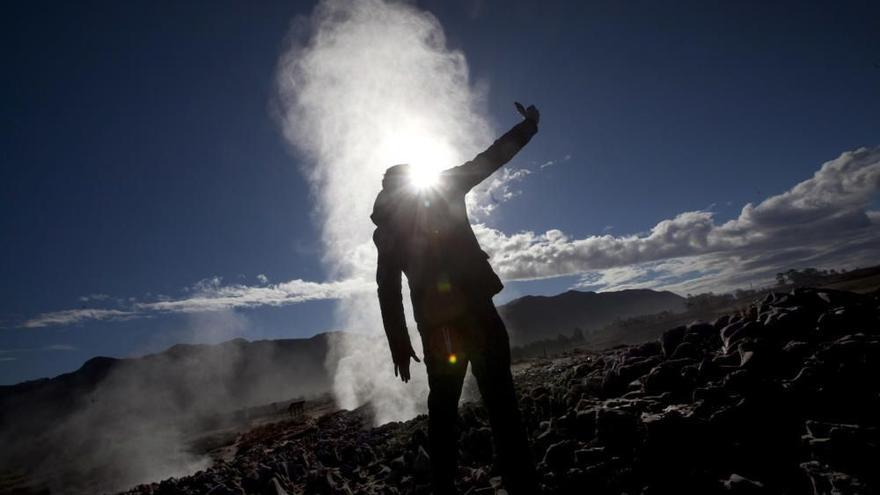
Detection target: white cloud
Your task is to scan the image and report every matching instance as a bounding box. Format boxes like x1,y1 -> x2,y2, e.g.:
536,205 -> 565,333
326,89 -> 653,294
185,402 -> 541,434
21,278 -> 372,329
185,276 -> 223,293
477,147 -> 880,291
78,293 -> 110,302
23,309 -> 140,329
135,278 -> 371,314
539,153 -> 571,169
256,274 -> 269,284
44,344 -> 77,351
470,167 -> 533,216
470,152 -> 574,217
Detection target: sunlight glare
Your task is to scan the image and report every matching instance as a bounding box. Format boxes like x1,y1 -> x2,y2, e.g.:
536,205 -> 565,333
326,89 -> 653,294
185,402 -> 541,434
377,124 -> 456,193
409,166 -> 440,190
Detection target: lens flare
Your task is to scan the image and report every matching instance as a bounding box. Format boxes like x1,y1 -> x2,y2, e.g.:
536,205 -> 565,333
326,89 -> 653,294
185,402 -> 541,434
448,354 -> 458,364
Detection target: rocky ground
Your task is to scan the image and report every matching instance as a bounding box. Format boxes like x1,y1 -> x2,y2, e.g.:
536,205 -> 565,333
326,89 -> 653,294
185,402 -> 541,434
122,288 -> 880,495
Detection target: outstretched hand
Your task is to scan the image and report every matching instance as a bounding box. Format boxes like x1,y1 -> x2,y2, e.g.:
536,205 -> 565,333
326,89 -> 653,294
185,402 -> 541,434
515,101 -> 540,125
393,345 -> 421,383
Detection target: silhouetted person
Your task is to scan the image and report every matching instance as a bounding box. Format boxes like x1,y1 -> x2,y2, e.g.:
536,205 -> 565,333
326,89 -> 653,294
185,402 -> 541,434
372,102 -> 540,494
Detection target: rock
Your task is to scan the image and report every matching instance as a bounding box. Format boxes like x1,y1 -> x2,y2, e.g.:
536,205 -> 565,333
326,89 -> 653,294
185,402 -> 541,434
660,326 -> 686,358
721,321 -> 762,353
714,314 -> 731,330
803,421 -> 880,481
722,473 -> 765,493
574,446 -> 606,465
489,476 -> 503,489
801,461 -> 868,495
412,446 -> 430,479
643,360 -> 691,396
390,455 -> 406,472
670,341 -> 699,360
462,426 -> 493,463
542,440 -> 575,472
624,340 -> 662,359
271,477 -> 289,495
618,355 -> 662,382
596,407 -> 640,453
575,408 -> 596,440
686,321 -> 719,345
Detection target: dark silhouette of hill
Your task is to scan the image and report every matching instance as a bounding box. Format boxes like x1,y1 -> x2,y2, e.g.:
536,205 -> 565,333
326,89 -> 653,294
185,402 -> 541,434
498,289 -> 687,345
0,334 -> 335,429
0,333 -> 342,494
0,289 -> 687,428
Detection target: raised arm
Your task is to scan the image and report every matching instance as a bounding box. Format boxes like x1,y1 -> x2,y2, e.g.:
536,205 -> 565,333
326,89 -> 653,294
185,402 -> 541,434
374,228 -> 419,382
443,102 -> 540,193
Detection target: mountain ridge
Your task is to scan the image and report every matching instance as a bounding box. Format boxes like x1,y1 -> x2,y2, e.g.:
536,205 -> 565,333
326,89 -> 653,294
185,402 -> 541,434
498,288 -> 687,345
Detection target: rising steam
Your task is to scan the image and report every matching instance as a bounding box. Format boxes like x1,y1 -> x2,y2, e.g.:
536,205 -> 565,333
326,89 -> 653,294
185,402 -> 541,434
276,0 -> 495,424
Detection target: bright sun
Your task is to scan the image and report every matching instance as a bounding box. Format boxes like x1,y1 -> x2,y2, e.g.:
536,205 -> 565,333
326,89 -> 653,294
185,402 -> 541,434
409,166 -> 440,190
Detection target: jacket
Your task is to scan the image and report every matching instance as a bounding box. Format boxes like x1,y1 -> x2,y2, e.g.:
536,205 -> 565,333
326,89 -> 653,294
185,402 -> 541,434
372,119 -> 538,353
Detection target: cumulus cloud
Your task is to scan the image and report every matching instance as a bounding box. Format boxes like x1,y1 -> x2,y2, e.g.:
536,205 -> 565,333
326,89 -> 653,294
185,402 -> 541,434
471,167 -> 533,216
478,147 -> 880,291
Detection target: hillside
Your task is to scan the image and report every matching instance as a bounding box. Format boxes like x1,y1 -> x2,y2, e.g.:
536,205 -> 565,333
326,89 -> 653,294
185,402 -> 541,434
499,289 -> 687,345
116,287 -> 880,494
0,334 -> 340,494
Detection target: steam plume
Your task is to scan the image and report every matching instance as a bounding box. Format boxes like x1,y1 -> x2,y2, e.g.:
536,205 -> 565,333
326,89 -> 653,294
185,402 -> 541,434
276,0 -> 494,423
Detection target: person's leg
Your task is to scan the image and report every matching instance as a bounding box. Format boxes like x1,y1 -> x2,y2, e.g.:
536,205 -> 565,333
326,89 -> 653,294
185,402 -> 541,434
466,301 -> 539,494
421,326 -> 469,494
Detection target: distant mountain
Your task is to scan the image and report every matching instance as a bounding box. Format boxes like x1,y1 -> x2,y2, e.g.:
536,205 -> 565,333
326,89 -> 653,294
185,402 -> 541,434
0,333 -> 341,494
0,334 -> 336,429
1,289 -> 687,425
498,289 -> 687,345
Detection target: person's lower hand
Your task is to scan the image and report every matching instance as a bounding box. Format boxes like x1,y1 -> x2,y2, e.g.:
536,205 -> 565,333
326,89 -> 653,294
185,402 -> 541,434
393,346 -> 421,383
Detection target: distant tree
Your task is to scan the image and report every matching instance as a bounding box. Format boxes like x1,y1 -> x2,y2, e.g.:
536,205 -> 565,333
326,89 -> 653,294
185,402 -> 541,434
775,272 -> 786,286
734,288 -> 755,300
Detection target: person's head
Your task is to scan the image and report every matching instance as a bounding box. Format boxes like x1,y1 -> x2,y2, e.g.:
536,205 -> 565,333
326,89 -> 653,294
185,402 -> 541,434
381,164 -> 412,191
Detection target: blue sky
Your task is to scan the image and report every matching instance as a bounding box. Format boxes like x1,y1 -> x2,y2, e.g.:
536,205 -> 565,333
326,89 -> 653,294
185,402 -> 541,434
2,0 -> 879,385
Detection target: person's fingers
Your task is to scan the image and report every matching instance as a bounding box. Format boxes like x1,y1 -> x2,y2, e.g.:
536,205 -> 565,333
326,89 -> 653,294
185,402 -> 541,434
393,363 -> 399,377
410,349 -> 421,363
514,101 -> 526,117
